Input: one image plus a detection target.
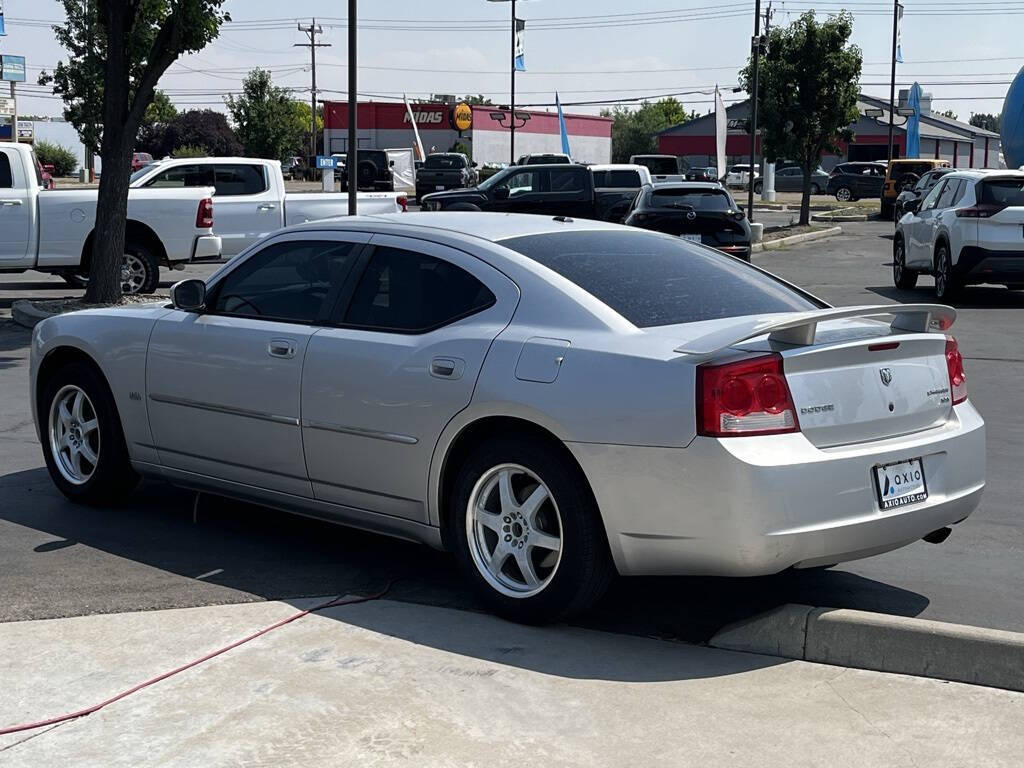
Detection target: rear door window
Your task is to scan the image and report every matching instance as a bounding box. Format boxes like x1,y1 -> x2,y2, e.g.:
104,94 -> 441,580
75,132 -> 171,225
593,169 -> 642,187
0,152 -> 12,188
146,164 -> 215,188
549,168 -> 587,193
214,164 -> 268,196
501,230 -> 822,328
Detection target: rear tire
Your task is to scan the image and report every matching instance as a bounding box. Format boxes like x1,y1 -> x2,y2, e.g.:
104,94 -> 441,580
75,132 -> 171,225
122,242 -> 161,295
449,436 -> 613,624
934,243 -> 960,300
893,237 -> 918,289
38,360 -> 139,505
835,186 -> 852,202
753,180 -> 763,194
810,183 -> 821,196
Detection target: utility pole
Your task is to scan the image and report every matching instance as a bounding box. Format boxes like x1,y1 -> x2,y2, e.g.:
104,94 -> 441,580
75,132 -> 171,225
747,0 -> 762,223
296,18 -> 330,175
886,0 -> 901,163
347,0 -> 357,215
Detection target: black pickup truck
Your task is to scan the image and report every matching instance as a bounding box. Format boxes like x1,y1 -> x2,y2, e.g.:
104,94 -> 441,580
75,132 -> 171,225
419,164 -> 637,222
415,153 -> 478,200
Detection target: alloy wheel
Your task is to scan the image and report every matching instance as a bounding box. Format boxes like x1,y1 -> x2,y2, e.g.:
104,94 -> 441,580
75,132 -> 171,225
894,243 -> 905,283
466,463 -> 563,598
120,253 -> 147,294
936,248 -> 950,297
48,385 -> 101,485
836,187 -> 852,202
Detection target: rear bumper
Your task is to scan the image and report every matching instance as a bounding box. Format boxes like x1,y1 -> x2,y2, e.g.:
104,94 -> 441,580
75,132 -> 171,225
191,235 -> 222,262
568,402 -> 985,577
955,245 -> 1024,283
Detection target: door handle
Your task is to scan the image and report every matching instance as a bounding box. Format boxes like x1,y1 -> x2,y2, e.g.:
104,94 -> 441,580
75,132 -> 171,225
257,203 -> 277,211
430,357 -> 465,380
0,200 -> 23,206
267,339 -> 297,359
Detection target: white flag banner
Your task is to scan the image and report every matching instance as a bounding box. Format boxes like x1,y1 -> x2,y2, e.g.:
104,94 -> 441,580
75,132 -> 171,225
896,3 -> 904,63
715,86 -> 727,182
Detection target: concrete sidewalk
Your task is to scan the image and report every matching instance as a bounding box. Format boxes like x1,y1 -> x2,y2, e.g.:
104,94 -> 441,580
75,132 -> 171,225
1,599 -> 1020,766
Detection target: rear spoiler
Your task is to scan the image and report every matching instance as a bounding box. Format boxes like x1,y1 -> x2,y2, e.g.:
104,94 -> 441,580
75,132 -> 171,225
674,304 -> 955,356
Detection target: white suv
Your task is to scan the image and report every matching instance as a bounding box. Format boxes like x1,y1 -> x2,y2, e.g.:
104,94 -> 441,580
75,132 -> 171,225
893,170 -> 1024,300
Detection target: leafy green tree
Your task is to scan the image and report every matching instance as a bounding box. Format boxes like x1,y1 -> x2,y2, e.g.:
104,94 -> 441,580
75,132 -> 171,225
601,98 -> 687,163
291,101 -> 324,158
739,11 -> 862,225
449,140 -> 472,159
145,89 -> 178,125
226,69 -> 305,161
969,113 -> 999,132
34,140 -> 79,176
137,89 -> 179,154
171,144 -> 209,158
158,109 -> 241,157
43,0 -> 229,303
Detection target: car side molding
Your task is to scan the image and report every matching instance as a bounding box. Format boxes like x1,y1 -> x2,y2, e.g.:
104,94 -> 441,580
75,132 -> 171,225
674,304 -> 957,356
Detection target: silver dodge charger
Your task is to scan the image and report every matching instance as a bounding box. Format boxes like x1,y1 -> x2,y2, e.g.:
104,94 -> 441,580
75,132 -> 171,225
30,213 -> 985,622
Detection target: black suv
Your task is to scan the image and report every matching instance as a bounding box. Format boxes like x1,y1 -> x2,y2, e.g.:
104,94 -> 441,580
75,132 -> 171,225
826,161 -> 887,202
337,149 -> 394,191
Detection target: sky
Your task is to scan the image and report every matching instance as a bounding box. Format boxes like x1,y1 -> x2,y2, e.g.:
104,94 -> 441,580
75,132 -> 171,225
0,0 -> 1019,125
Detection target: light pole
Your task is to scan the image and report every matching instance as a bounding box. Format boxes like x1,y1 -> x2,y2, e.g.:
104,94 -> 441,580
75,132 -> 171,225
347,0 -> 357,215
488,0 -> 519,164
886,0 -> 903,163
747,0 -> 762,224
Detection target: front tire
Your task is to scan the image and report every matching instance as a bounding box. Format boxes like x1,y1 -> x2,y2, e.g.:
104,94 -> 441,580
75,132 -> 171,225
893,237 -> 918,289
38,360 -> 138,504
449,437 -> 613,624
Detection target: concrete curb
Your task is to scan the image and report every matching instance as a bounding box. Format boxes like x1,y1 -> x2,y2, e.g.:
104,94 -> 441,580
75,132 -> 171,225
811,207 -> 869,222
11,299 -> 54,331
751,225 -> 842,253
710,604 -> 1024,693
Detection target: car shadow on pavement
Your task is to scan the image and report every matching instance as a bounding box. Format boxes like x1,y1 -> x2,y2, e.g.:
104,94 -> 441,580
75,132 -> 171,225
867,285 -> 1024,309
0,467 -> 930,659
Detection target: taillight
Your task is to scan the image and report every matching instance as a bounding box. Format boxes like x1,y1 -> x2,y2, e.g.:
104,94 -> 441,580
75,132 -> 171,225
397,195 -> 408,212
955,204 -> 1005,218
697,353 -> 800,437
196,197 -> 213,228
945,336 -> 967,404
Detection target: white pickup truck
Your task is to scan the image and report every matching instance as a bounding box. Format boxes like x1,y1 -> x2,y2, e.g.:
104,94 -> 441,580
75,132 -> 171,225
1,143 -> 221,294
129,156 -> 407,258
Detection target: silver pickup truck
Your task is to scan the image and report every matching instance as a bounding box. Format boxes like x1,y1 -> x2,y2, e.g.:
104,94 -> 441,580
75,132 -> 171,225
1,143 -> 221,294
130,157 -> 407,258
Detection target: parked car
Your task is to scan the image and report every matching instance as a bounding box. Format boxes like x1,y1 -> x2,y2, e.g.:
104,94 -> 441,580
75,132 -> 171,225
129,156 -> 406,258
724,164 -> 759,189
893,169 -> 1024,299
130,152 -> 153,173
753,166 -> 829,195
516,153 -> 571,166
31,212 -> 985,623
882,158 -> 951,218
415,153 -> 479,200
336,149 -> 395,191
685,167 -> 719,182
420,164 -> 637,222
1,142 -> 221,293
629,154 -> 685,183
39,161 -> 55,190
893,167 -> 955,226
588,163 -> 653,189
826,161 -> 887,202
623,182 -> 751,261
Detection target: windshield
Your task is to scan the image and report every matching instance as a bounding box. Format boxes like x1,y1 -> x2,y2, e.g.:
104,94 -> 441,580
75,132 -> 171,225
636,157 -> 678,175
424,155 -> 466,169
130,165 -> 159,184
478,166 -> 517,191
500,230 -> 822,328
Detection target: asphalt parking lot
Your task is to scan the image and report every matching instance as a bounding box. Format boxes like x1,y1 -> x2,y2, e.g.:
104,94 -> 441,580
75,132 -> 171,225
1,219 -> 1021,642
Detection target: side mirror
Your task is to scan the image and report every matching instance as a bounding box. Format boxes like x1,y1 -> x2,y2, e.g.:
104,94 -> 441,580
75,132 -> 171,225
170,279 -> 206,311
907,199 -> 922,214
389,160 -> 395,167
493,187 -> 510,201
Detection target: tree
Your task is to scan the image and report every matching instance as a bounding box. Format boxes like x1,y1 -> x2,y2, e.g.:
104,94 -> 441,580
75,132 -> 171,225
145,89 -> 178,125
938,108 -> 959,121
291,100 -> 324,158
601,97 -> 688,163
969,112 -> 1000,133
136,89 -> 179,154
158,109 -> 241,157
739,11 -> 862,225
44,1 -> 229,303
225,69 -> 305,161
35,140 -> 79,176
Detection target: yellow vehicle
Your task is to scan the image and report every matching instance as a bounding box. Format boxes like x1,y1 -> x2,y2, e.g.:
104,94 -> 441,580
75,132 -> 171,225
882,158 -> 950,217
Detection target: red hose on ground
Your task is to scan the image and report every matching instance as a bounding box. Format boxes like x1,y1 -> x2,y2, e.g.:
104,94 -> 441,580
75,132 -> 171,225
0,585 -> 392,737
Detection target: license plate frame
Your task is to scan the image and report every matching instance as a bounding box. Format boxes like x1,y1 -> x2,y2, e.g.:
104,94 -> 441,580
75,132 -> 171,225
681,233 -> 702,243
873,457 -> 928,511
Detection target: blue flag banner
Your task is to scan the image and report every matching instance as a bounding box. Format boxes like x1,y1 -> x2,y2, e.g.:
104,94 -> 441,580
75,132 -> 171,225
0,0 -> 6,36
556,92 -> 571,157
514,18 -> 526,71
905,82 -> 922,158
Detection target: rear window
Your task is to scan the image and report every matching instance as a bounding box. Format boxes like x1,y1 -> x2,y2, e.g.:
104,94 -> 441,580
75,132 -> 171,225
637,157 -> 679,175
980,178 -> 1024,206
592,169 -> 642,187
500,230 -> 822,328
650,188 -> 732,210
424,155 -> 466,169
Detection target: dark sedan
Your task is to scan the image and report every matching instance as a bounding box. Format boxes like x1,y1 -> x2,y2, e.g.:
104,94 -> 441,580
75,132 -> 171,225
826,161 -> 887,202
623,182 -> 752,261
